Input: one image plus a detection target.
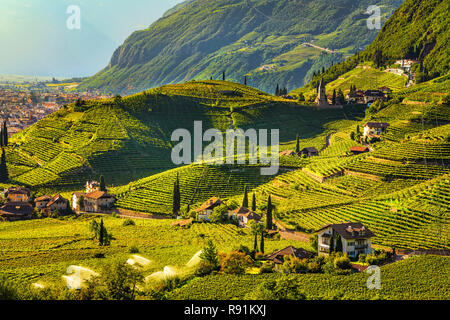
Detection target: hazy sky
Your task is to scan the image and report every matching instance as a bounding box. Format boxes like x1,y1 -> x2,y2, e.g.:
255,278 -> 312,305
0,0 -> 184,77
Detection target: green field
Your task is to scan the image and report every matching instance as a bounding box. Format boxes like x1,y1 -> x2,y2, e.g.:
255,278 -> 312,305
0,215 -> 306,286
169,255 -> 450,300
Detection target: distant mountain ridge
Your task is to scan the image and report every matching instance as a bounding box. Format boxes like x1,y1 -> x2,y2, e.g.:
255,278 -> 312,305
79,0 -> 402,94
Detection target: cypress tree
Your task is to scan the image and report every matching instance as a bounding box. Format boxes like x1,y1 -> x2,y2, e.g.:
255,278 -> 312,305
329,235 -> 334,253
254,232 -> 258,252
0,148 -> 8,183
0,128 -> 3,147
266,195 -> 273,230
332,89 -> 336,105
244,76 -> 247,86
172,174 -> 181,215
222,71 -> 226,81
295,134 -> 300,153
3,122 -> 7,146
275,84 -> 280,96
337,89 -> 345,104
335,234 -> 343,252
98,219 -> 104,246
260,230 -> 265,253
242,185 -> 248,208
251,193 -> 256,211
99,175 -> 106,191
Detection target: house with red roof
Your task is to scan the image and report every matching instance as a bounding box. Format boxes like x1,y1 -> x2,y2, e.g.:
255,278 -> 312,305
316,222 -> 375,258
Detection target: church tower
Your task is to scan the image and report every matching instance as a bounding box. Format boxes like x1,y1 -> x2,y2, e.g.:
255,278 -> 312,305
315,78 -> 329,107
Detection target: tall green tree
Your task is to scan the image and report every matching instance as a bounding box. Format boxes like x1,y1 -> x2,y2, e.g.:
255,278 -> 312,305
242,185 -> 248,208
260,230 -> 265,253
251,193 -> 256,211
200,240 -> 219,268
332,89 -> 336,105
2,122 -> 7,146
335,234 -> 343,252
244,76 -> 247,86
266,195 -> 273,230
99,175 -> 106,191
295,134 -> 300,153
172,174 -> 181,215
0,148 -> 8,183
337,89 -> 345,104
222,71 -> 226,81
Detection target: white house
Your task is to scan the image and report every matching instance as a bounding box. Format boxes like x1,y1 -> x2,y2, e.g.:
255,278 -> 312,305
316,222 -> 375,258
229,207 -> 261,227
363,122 -> 390,137
194,197 -> 224,221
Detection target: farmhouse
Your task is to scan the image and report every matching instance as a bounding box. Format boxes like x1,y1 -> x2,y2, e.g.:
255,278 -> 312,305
363,90 -> 386,104
363,122 -> 390,137
35,195 -> 52,209
350,146 -> 369,154
0,202 -> 33,221
4,187 -> 31,202
229,207 -> 261,227
45,194 -> 69,212
300,147 -> 319,157
279,150 -> 298,156
316,222 -> 375,258
83,191 -> 116,213
195,197 -> 225,221
266,246 -> 314,266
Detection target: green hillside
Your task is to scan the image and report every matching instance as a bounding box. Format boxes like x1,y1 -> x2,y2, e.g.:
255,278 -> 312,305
114,78 -> 450,251
6,80 -> 359,190
79,0 -> 402,94
291,62 -> 408,100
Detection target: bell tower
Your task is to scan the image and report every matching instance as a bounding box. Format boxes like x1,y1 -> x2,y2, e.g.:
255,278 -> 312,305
315,78 -> 329,107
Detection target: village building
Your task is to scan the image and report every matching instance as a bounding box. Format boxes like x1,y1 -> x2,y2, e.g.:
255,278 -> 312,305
86,181 -> 101,193
73,191 -> 116,213
0,202 -> 33,221
72,181 -> 116,213
350,146 -> 369,155
266,246 -> 314,267
300,147 -> 319,157
229,207 -> 261,227
45,194 -> 69,212
316,222 -> 375,258
4,187 -> 31,202
363,90 -> 387,104
346,89 -> 365,104
35,195 -> 52,209
363,122 -> 390,137
194,197 -> 225,221
279,149 -> 298,157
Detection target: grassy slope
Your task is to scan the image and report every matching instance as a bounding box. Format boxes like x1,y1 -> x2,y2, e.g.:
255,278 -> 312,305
169,255 -> 450,300
0,215 -> 308,285
291,62 -> 408,100
7,80 -> 360,194
113,77 -> 450,251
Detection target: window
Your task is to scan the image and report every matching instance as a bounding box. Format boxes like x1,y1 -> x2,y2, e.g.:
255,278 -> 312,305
348,242 -> 355,247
